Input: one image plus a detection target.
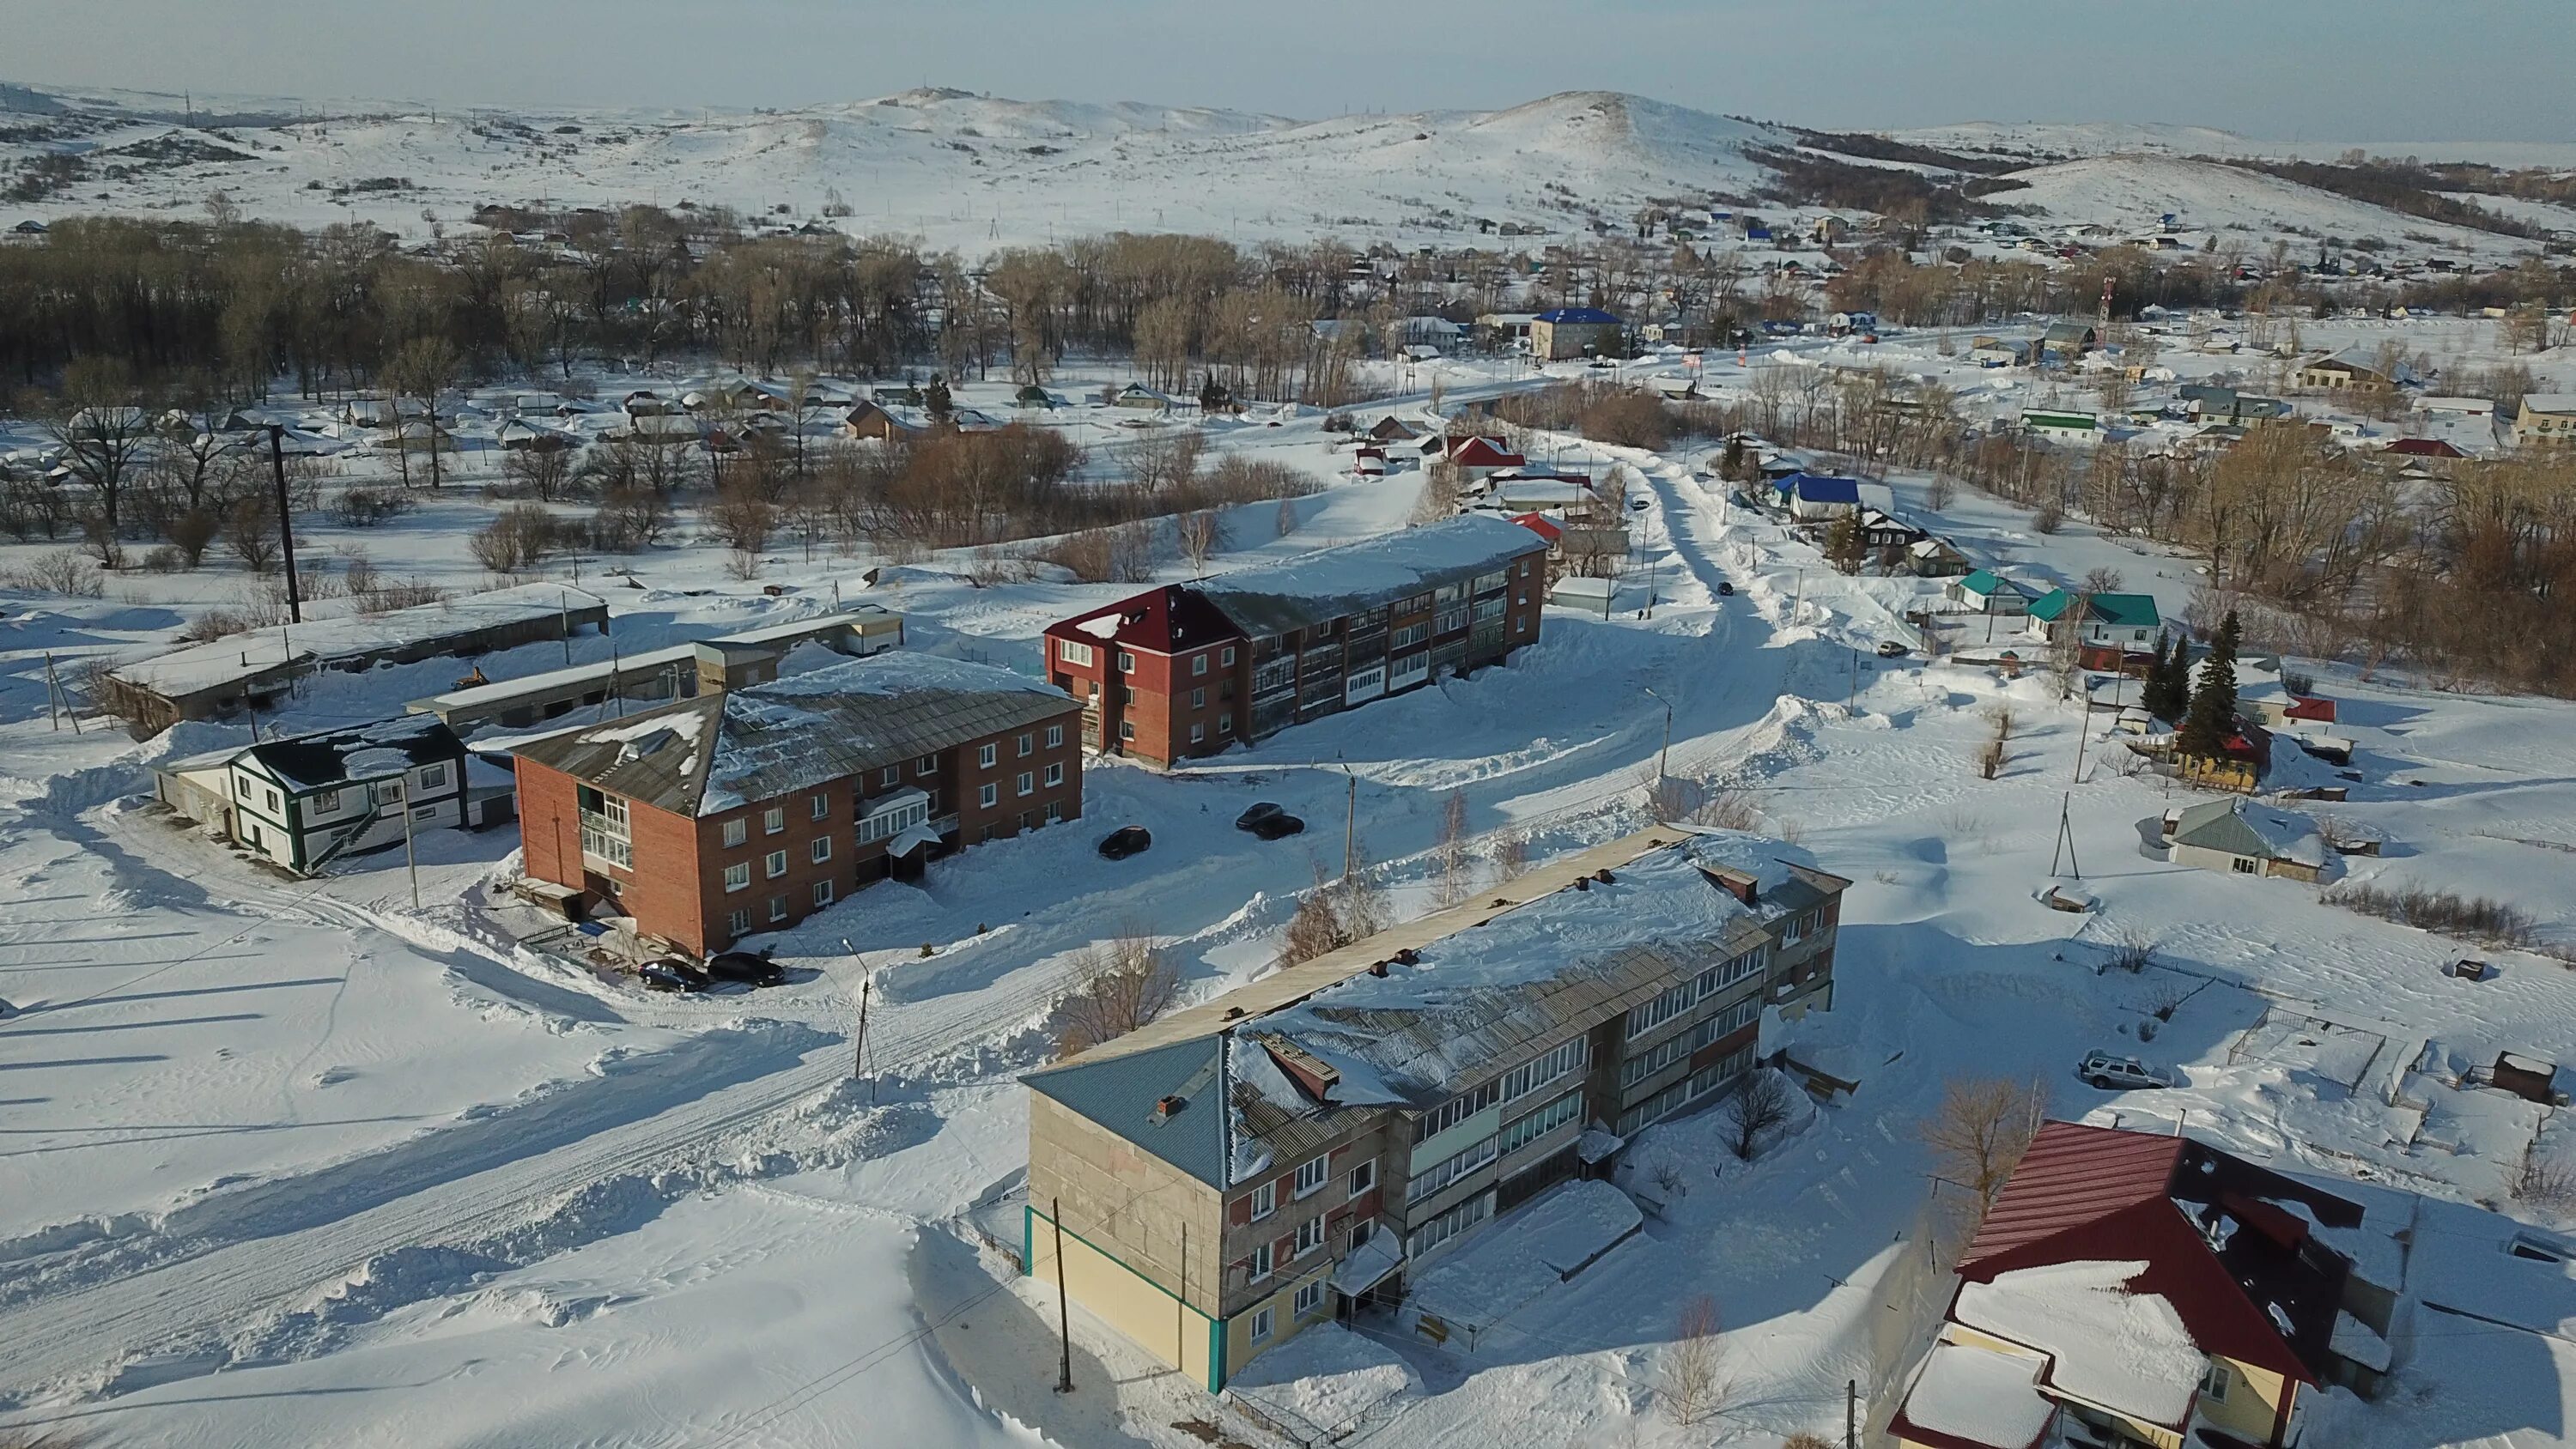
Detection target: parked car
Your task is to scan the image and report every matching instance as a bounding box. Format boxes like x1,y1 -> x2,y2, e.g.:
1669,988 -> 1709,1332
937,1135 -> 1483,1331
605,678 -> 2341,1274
2078,1052 -> 2173,1090
1097,826 -> 1152,860
640,960 -> 710,993
1249,812 -> 1306,840
1235,803 -> 1285,832
1875,640 -> 1911,658
1628,495 -> 1650,511
706,949 -> 785,988
1716,580 -> 1735,597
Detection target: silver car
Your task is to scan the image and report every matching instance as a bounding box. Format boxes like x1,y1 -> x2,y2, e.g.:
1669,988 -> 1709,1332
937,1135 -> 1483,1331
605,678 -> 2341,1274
2079,1052 -> 2174,1090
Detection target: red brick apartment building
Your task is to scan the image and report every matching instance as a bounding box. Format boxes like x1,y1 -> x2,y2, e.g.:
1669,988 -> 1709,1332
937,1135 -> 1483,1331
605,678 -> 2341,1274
1043,515 -> 1550,767
513,652 -> 1082,956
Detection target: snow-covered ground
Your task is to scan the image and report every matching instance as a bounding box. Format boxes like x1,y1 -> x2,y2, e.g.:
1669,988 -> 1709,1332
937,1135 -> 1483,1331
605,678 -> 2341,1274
5,355 -> 2576,1446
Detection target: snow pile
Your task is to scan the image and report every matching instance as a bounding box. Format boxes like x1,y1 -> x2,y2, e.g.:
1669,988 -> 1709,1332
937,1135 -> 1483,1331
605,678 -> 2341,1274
1901,1340 -> 2057,1449
1406,1180 -> 1642,1331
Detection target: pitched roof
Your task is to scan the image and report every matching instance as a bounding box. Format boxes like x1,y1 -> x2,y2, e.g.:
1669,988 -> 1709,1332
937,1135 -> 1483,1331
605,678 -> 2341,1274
2027,591 -> 2159,628
1194,515 -> 1545,637
2170,797 -> 2325,867
1955,568 -> 2022,597
2382,437 -> 2465,458
240,714 -> 464,794
1046,585 -> 1243,655
1447,436 -> 1525,469
1790,474 -> 1861,505
508,652 -> 1077,817
1027,1034 -> 1232,1187
1959,1122 -> 2358,1389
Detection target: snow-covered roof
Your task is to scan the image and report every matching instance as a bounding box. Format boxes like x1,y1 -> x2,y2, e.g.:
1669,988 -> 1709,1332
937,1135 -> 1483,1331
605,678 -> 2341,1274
2170,797 -> 2326,868
2524,394 -> 2576,415
107,585 -> 609,702
509,650 -> 1077,817
1894,1340 -> 2057,1449
237,713 -> 465,793
1195,515 -> 1545,637
1952,1260 -> 2206,1429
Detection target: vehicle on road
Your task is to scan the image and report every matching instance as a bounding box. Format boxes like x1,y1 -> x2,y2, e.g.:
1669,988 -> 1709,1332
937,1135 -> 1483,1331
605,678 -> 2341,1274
1876,640 -> 1911,658
1249,812 -> 1306,840
2078,1052 -> 2173,1090
1235,803 -> 1285,832
640,960 -> 711,993
1716,580 -> 1735,597
706,949 -> 785,988
1097,826 -> 1153,861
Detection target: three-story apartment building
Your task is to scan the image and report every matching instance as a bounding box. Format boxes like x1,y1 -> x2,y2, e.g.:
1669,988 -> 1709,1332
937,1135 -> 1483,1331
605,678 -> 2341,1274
513,652 -> 1082,956
1024,827 -> 1850,1388
1043,515 -> 1550,769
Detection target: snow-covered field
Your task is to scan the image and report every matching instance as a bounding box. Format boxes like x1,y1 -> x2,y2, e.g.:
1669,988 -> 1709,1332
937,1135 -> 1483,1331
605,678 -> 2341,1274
4,349 -> 2576,1447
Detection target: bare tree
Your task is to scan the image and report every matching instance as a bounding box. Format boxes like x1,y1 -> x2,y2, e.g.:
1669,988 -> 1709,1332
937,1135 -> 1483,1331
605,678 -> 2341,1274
705,483 -> 778,553
1925,1076 -> 2048,1208
1175,509 -> 1222,578
1493,830 -> 1530,882
1435,788 -> 1473,907
384,336 -> 462,489
50,361 -> 154,565
1054,924 -> 1182,1057
501,440 -> 578,501
1725,1070 -> 1795,1161
1659,1294 -> 1730,1429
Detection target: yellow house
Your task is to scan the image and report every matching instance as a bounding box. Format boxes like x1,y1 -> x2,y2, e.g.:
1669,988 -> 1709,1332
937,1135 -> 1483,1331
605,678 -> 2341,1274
1890,1121 -> 2395,1449
2513,394 -> 2576,447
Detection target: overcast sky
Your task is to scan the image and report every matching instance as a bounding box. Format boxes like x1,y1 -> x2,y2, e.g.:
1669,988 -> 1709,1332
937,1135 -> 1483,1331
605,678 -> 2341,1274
16,0 -> 2571,142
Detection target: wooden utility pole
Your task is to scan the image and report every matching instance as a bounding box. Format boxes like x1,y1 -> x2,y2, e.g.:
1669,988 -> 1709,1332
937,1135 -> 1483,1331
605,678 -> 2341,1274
399,782 -> 422,910
269,427 -> 302,623
1051,1197 -> 1075,1394
1846,1379 -> 1859,1449
2048,791 -> 2083,879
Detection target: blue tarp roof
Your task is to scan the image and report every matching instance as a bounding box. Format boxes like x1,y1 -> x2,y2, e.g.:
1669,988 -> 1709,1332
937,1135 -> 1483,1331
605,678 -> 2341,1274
1534,306 -> 1622,324
1788,474 -> 1861,505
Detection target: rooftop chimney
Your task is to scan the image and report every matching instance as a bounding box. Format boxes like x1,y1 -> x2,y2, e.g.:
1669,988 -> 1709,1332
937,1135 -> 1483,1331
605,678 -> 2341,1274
1703,866 -> 1759,906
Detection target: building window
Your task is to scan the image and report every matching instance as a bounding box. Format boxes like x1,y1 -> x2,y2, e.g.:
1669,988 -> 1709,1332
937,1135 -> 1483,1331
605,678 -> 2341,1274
810,837 -> 832,864
266,788 -> 283,810
727,908 -> 750,936
1120,685 -> 1135,706
725,862 -> 750,892
1018,732 -> 1034,757
1017,771 -> 1035,797
2232,856 -> 2258,874
1120,721 -> 1137,742
1247,1241 -> 1273,1282
978,743 -> 998,768
1046,801 -> 1064,823
311,788 -> 341,814
1250,1182 -> 1276,1221
1499,1038 -> 1589,1106
1046,724 -> 1064,749
1059,640 -> 1093,667
1294,1278 -> 1325,1318
1348,1160 -> 1376,1197
1221,646 -> 1236,667
811,793 -> 830,820
763,806 -> 785,834
812,880 -> 834,906
1044,762 -> 1065,787
1406,1192 -> 1492,1258
769,894 -> 788,922
978,783 -> 999,809
1218,716 -> 1234,735
1294,1155 -> 1329,1198
1295,1216 -> 1324,1258
580,786 -> 634,870
1191,687 -> 1206,709
2201,1363 -> 2229,1403
1192,652 -> 1209,677
765,849 -> 787,878
1116,651 -> 1135,673
917,755 -> 937,775
1415,1076 -> 1506,1143
723,818 -> 748,847
1249,1306 -> 1275,1342
880,766 -> 901,787
1407,1134 -> 1500,1204
1189,723 -> 1206,744
418,763 -> 448,790
1497,1090 -> 1582,1157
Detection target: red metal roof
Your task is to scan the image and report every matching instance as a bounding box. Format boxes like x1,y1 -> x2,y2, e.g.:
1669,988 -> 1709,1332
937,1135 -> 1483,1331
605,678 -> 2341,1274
1508,512 -> 1564,542
2383,437 -> 2466,458
1044,585 -> 1244,655
1959,1122 -> 2318,1387
1449,437 -> 1526,469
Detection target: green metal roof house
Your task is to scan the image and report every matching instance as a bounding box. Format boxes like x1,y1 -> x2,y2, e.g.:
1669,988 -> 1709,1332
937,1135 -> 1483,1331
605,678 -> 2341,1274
2026,590 -> 2161,646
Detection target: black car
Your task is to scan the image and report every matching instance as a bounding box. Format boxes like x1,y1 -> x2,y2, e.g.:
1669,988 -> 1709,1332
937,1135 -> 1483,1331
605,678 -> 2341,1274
1716,580 -> 1735,597
639,960 -> 710,993
1097,826 -> 1152,860
1235,802 -> 1285,832
705,949 -> 785,988
1249,813 -> 1306,840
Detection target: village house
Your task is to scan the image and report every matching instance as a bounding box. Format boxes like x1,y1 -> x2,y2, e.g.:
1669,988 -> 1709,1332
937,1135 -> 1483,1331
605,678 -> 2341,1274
1771,472 -> 1860,521
2512,394 -> 2576,447
152,715 -> 480,873
1443,435 -> 1526,483
1023,827 -> 1850,1390
2026,590 -> 2161,651
1890,1121 -> 2395,1449
1946,569 -> 2032,617
1527,306 -> 1625,361
2294,349 -> 2397,395
508,652 -> 1082,956
1042,516 -> 1549,769
2021,409 -> 2100,446
2162,797 -> 2330,883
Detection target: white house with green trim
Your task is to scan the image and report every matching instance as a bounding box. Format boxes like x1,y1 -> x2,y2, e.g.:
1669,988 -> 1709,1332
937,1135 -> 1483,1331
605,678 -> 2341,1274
2025,590 -> 2162,648
2020,408 -> 2100,445
216,716 -> 469,872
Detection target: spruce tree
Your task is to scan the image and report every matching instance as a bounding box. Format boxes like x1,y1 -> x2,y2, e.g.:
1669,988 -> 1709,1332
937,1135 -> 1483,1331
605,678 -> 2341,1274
2146,634 -> 2182,719
924,373 -> 953,422
1826,513 -> 1864,573
2177,611 -> 2242,759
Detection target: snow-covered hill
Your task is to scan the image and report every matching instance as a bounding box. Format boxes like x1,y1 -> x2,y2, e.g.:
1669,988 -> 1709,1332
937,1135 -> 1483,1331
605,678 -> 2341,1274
0,80 -> 2560,265
1895,118 -> 2576,171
